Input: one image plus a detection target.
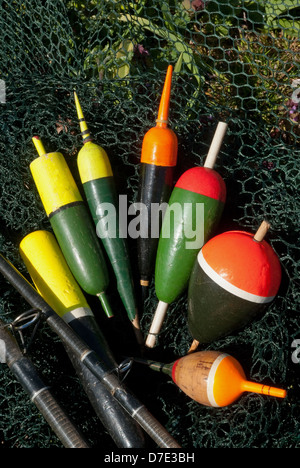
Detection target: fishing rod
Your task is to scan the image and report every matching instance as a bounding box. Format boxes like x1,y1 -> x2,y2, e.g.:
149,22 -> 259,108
0,317 -> 89,448
0,253 -> 181,449
19,230 -> 145,448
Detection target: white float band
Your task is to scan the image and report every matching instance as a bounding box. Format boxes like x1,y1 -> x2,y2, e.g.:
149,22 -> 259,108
198,250 -> 275,304
62,307 -> 93,323
206,353 -> 229,407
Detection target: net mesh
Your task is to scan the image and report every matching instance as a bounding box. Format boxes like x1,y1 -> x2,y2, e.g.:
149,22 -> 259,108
0,0 -> 299,448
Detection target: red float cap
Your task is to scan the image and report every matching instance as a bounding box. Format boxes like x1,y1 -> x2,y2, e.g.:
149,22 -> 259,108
175,167 -> 226,203
171,359 -> 180,385
200,231 -> 282,301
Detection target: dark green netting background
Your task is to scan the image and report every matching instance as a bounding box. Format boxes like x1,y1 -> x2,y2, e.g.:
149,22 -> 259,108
0,0 -> 299,448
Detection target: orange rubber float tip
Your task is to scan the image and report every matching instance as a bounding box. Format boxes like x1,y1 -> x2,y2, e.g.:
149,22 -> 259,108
156,64 -> 173,128
140,65 -> 178,167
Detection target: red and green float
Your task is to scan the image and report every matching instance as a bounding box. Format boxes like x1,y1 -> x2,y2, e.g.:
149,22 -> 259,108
146,122 -> 228,348
188,221 -> 282,347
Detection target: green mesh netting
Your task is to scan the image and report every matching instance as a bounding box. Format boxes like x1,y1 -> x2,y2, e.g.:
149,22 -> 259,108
0,0 -> 300,449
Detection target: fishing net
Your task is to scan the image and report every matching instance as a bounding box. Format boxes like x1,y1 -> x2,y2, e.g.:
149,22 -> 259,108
0,0 -> 299,449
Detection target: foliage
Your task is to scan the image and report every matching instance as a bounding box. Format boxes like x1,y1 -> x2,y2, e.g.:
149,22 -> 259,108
63,0 -> 300,140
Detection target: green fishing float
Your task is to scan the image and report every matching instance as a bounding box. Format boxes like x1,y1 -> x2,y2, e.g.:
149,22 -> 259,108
146,122 -> 228,348
74,92 -> 142,346
30,136 -> 113,318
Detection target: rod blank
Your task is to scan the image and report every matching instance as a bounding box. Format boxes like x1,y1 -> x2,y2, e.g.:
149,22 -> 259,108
0,253 -> 181,449
0,319 -> 89,448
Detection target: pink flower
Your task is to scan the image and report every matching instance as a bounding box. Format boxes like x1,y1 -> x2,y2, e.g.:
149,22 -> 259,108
134,44 -> 149,57
192,0 -> 206,11
287,99 -> 298,113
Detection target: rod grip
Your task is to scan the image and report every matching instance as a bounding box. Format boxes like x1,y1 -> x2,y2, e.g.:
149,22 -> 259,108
33,388 -> 89,448
0,322 -> 89,448
0,254 -> 181,448
134,406 -> 181,449
100,367 -> 181,448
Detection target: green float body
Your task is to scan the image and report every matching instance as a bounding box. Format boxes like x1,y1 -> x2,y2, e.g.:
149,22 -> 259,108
146,126 -> 228,349
83,176 -> 138,323
30,140 -> 113,318
188,228 -> 282,344
155,177 -> 225,304
188,259 -> 266,344
73,90 -> 141,342
50,203 -> 109,298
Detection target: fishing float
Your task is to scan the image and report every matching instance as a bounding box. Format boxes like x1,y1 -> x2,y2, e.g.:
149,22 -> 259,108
73,91 -> 142,346
137,65 -> 178,300
30,136 -> 113,319
146,122 -> 228,348
19,230 -> 145,448
0,253 -> 181,448
0,317 -> 89,448
133,350 -> 287,407
188,221 -> 282,351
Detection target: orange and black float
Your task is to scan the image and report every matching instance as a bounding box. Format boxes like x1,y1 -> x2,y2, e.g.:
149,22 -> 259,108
188,221 -> 282,349
137,65 -> 178,299
133,350 -> 286,407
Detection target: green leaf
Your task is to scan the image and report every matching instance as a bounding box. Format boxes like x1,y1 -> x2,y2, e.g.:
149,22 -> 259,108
174,51 -> 184,73
265,0 -> 300,17
119,13 -> 209,84
161,1 -> 176,32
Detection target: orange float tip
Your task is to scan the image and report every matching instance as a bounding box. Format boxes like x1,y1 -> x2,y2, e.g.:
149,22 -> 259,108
74,91 -> 92,144
156,65 -> 173,128
140,65 -> 178,166
211,354 -> 286,407
241,380 -> 287,399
